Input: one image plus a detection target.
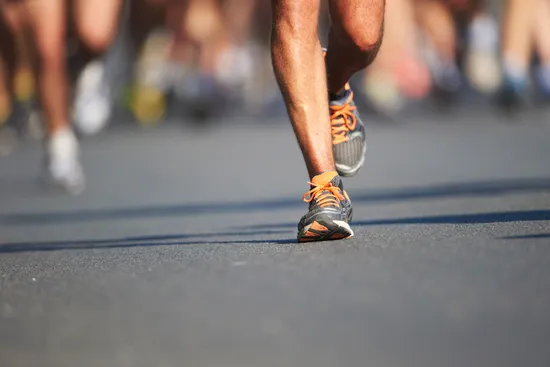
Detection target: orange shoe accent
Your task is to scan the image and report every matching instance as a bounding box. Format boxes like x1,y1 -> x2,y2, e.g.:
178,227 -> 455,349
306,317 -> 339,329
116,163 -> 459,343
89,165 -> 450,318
304,230 -> 319,237
310,221 -> 329,232
303,171 -> 344,208
311,171 -> 338,186
330,91 -> 357,145
330,233 -> 349,240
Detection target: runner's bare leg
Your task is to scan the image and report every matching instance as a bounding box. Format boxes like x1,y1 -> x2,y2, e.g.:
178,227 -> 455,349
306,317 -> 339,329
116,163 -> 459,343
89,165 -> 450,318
271,0 -> 334,178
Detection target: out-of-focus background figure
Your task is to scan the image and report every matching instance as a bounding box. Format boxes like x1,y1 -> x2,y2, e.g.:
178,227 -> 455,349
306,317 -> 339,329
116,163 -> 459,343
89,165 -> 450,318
498,0 -> 550,109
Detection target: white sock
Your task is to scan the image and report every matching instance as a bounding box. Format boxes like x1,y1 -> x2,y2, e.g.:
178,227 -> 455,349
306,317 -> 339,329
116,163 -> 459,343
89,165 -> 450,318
468,14 -> 499,53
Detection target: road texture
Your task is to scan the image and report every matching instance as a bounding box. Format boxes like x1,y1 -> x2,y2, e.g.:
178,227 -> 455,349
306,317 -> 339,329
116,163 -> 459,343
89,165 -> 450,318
1,114 -> 550,367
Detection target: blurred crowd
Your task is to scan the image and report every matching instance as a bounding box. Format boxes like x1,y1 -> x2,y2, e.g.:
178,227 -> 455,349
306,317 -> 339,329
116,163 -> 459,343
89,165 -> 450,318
0,0 -> 549,191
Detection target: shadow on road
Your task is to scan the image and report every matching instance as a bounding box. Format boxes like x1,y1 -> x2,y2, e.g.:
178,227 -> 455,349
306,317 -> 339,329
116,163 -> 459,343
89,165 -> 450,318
0,230 -> 295,254
2,210 -> 549,254
500,233 -> 550,240
1,177 -> 550,226
237,210 -> 550,230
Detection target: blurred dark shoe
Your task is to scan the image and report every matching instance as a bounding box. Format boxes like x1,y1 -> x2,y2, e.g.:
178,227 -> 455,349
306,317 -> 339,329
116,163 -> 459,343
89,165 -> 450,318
497,74 -> 528,112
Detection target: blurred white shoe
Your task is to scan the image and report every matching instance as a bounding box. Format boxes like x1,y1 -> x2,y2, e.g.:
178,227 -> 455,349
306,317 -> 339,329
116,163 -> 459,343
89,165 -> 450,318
215,44 -> 254,91
465,14 -> 501,94
46,128 -> 85,195
363,71 -> 405,117
73,60 -> 112,136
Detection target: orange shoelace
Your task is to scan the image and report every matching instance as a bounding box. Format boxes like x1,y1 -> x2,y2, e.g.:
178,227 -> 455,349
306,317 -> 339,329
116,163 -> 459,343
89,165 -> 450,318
302,181 -> 345,208
330,92 -> 357,145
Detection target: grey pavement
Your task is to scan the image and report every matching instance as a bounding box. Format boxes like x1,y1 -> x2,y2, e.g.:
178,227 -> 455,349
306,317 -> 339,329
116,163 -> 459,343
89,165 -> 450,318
1,114 -> 550,367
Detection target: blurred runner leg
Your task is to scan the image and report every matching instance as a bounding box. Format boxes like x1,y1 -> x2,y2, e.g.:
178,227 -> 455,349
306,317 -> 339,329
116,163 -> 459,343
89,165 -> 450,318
461,0 -> 501,94
363,0 -> 431,117
532,0 -> 550,98
0,3 -> 33,130
415,0 -> 462,106
9,17 -> 41,140
215,0 -> 256,106
128,0 -> 172,125
72,0 -> 122,135
21,0 -> 84,193
0,29 -> 12,129
14,29 -> 42,141
498,0 -> 536,110
170,0 -> 223,119
0,12 -> 17,156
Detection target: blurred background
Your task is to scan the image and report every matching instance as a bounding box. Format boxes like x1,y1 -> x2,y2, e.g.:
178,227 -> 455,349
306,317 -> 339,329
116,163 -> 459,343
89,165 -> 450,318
1,3 -> 550,363
0,0 -> 549,152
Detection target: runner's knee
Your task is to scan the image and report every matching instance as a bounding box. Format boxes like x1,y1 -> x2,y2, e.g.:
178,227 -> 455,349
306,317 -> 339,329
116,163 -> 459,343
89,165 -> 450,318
330,0 -> 385,60
339,20 -> 383,58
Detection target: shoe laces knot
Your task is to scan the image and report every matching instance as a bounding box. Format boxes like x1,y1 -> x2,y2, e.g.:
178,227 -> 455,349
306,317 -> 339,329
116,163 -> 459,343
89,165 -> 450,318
303,181 -> 345,208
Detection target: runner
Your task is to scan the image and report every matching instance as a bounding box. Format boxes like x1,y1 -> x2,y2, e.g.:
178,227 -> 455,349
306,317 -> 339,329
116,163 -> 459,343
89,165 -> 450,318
0,0 -> 84,194
71,0 -> 123,135
127,0 -> 178,125
0,14 -> 17,156
362,0 -> 431,117
0,0 -> 124,191
532,0 -> 550,98
459,0 -> 501,95
270,0 -> 385,242
0,16 -> 13,130
498,0 -> 550,109
0,9 -> 38,143
415,0 -> 499,104
214,0 -> 257,103
128,0 -> 258,124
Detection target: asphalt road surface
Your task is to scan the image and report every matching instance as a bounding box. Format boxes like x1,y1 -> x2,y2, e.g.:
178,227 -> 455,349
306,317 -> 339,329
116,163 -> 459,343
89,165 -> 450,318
1,113 -> 550,367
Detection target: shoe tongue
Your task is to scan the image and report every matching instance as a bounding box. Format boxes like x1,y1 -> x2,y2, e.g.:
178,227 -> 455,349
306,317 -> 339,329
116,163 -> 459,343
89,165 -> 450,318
329,88 -> 352,106
311,171 -> 339,187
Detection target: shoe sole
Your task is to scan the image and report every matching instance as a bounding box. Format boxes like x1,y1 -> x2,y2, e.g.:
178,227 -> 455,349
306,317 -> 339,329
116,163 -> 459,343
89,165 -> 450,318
297,218 -> 354,243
